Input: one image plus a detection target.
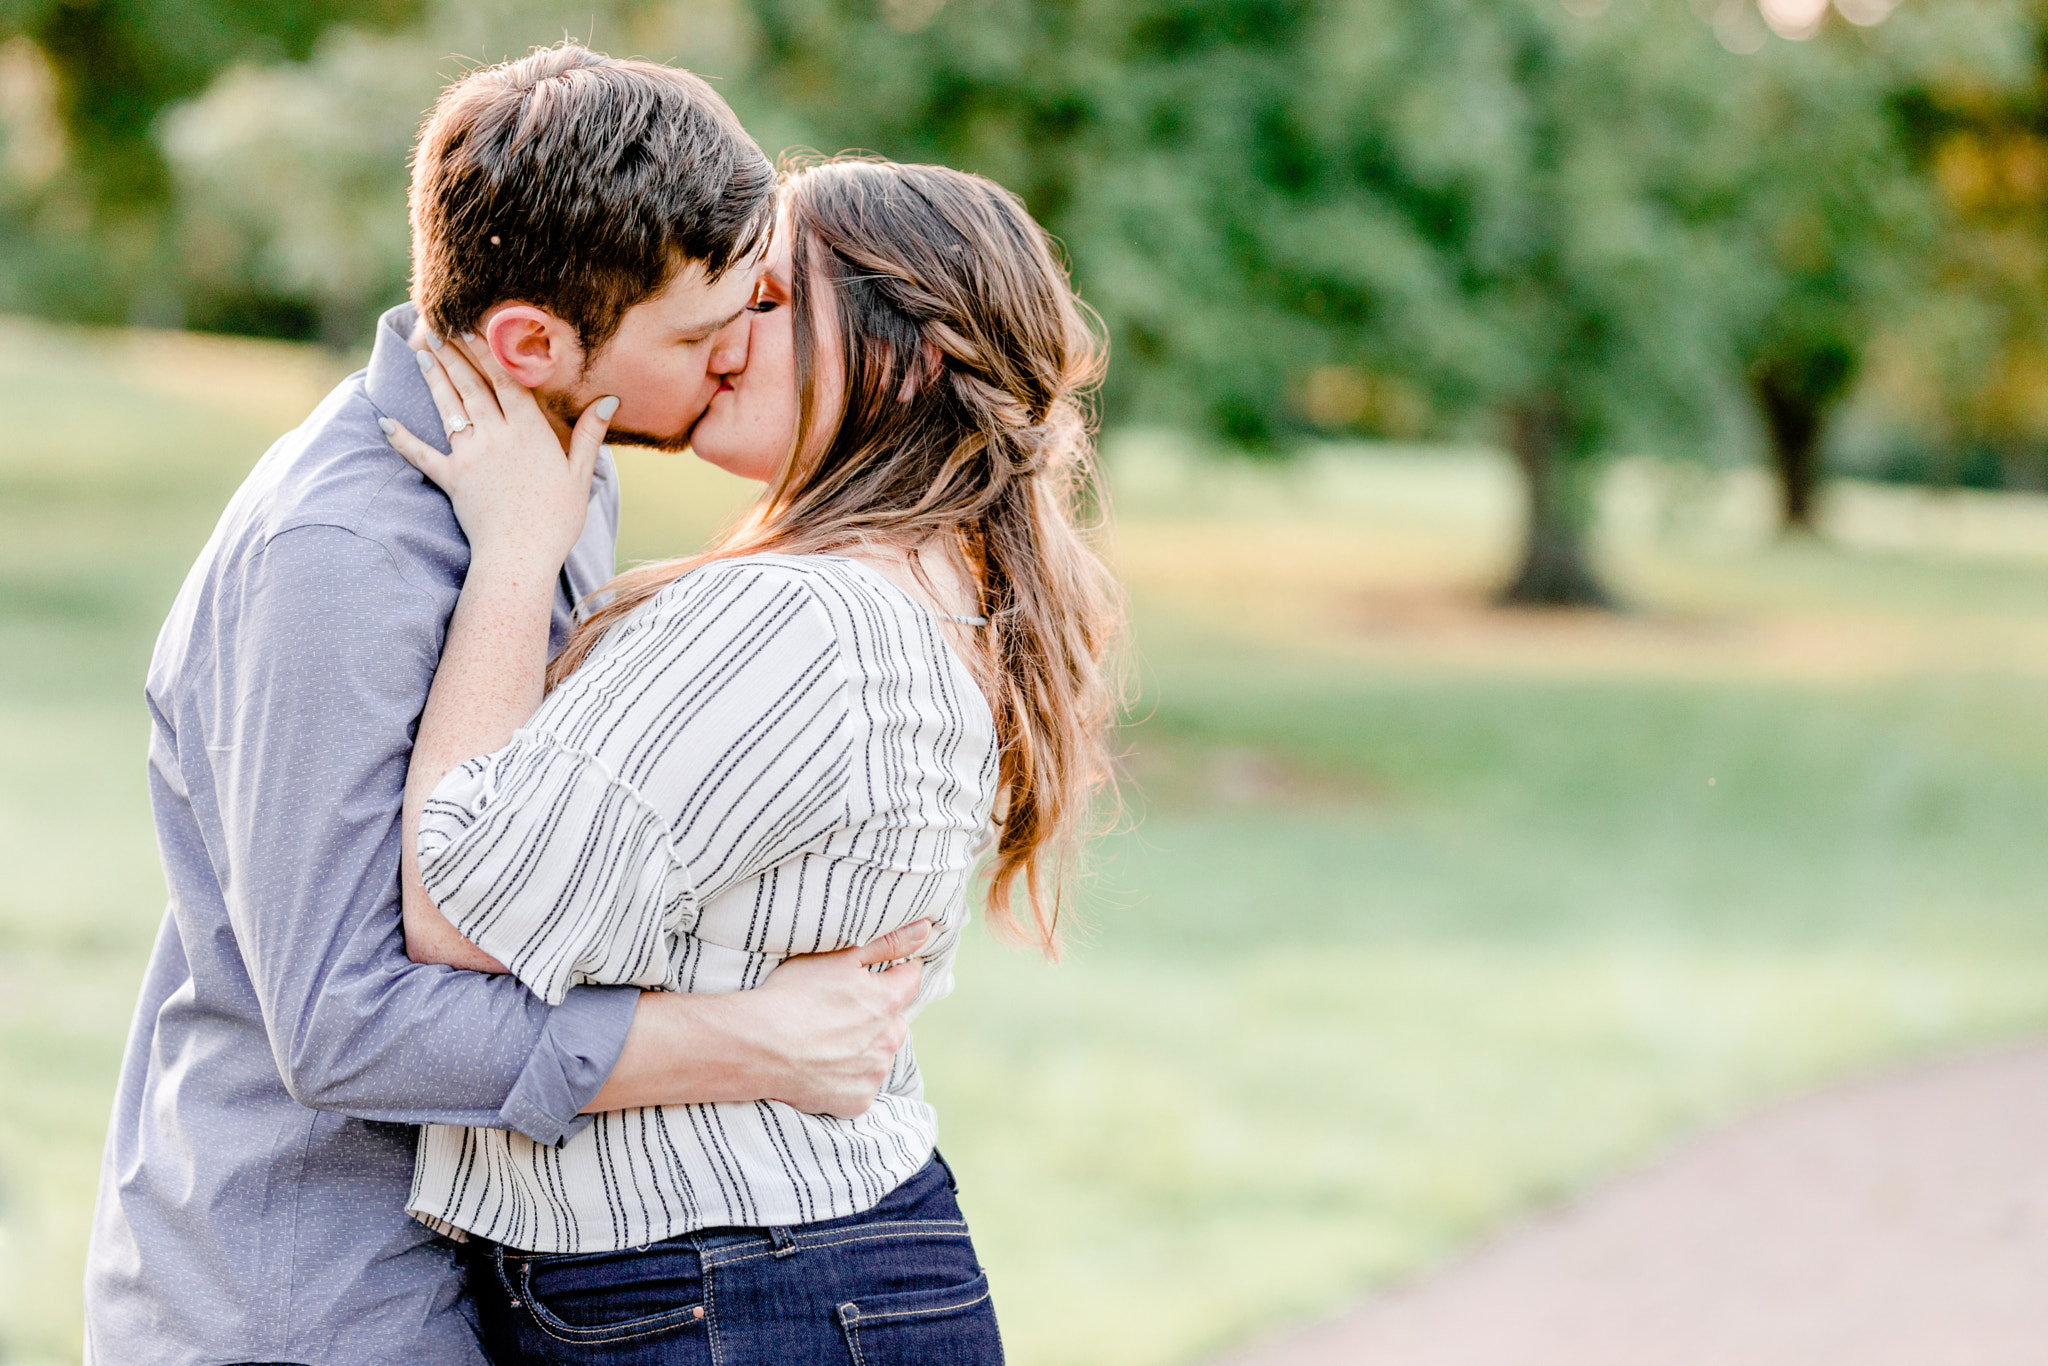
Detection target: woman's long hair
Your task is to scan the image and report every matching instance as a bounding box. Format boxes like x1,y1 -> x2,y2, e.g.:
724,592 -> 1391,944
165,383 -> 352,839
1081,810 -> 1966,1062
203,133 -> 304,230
548,156 -> 1123,955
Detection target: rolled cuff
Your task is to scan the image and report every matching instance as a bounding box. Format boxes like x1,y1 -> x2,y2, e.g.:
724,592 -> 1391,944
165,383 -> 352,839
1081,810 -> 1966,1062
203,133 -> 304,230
496,983 -> 640,1145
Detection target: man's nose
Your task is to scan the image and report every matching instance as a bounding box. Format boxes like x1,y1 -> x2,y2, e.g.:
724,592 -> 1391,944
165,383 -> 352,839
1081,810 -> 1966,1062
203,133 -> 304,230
709,311 -> 751,376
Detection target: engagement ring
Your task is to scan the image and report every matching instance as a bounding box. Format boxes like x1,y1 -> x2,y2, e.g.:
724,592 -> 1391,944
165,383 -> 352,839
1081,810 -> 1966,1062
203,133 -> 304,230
444,415 -> 472,436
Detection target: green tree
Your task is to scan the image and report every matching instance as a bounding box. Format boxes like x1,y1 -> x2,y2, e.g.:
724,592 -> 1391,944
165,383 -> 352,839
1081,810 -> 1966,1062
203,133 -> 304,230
1872,0 -> 2048,490
1719,4 -> 2041,533
750,0 -> 1757,605
1730,28 -> 1917,532
1312,0 -> 1749,605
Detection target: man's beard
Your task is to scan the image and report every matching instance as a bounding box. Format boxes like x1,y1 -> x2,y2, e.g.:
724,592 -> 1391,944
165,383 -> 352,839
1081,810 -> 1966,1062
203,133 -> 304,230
544,392 -> 699,453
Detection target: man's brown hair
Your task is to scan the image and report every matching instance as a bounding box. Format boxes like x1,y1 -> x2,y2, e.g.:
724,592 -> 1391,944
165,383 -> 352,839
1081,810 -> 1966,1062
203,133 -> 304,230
411,43 -> 775,357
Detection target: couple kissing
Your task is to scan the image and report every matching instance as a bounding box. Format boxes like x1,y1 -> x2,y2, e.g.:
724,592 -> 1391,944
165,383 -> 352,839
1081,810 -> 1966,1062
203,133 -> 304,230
85,41 -> 1120,1366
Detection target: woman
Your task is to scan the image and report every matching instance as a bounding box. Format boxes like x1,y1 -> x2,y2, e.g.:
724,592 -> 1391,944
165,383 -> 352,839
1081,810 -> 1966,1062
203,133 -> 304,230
379,157 -> 1121,1363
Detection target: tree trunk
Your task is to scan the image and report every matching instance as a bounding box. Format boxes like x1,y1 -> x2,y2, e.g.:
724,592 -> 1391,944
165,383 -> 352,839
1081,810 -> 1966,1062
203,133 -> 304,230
1753,367 -> 1824,533
1499,400 -> 1614,608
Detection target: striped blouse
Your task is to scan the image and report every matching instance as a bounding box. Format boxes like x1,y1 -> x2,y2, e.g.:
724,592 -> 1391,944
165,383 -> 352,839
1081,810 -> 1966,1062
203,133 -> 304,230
405,554 -> 998,1253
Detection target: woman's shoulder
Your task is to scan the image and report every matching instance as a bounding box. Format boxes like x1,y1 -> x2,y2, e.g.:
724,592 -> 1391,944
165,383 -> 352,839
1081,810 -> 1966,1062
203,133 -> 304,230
556,558 -> 867,722
653,553 -> 922,631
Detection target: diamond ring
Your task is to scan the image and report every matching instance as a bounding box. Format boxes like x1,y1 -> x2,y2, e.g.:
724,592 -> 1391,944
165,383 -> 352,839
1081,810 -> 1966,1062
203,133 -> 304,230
445,415 -> 472,436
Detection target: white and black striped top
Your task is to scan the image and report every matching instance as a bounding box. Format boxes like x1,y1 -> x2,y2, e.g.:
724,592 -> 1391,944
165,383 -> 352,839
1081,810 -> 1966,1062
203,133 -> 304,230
405,554 -> 998,1253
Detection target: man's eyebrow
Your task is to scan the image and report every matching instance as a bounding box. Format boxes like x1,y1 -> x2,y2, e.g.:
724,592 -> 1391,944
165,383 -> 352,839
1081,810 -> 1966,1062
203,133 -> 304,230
677,304 -> 749,338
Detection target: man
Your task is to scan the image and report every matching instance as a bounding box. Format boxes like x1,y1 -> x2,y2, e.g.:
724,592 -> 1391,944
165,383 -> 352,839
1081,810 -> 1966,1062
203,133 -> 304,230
85,44 -> 923,1365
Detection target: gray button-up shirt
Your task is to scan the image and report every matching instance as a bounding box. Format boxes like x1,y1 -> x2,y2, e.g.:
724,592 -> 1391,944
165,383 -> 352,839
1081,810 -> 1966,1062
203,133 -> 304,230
84,304 -> 640,1366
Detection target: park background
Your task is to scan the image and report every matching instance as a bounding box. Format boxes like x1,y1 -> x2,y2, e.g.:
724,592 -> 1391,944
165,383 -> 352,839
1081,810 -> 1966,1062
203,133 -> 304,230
6,0 -> 2048,1361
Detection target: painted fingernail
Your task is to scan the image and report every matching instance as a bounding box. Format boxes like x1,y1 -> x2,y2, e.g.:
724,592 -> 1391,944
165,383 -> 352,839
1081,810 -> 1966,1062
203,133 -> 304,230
426,331 -> 444,350
592,396 -> 620,420
377,416 -> 396,436
416,350 -> 435,375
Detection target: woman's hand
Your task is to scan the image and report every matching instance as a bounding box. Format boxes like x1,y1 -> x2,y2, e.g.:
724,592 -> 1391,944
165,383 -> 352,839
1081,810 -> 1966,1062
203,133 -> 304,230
380,337 -> 614,576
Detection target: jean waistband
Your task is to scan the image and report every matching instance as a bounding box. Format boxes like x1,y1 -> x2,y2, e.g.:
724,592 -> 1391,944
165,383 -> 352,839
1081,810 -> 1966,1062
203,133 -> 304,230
473,1151 -> 961,1263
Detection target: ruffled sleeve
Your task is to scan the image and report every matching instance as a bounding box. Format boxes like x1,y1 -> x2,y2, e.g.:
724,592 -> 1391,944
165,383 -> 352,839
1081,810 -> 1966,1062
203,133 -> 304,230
417,561 -> 855,1004
418,738 -> 697,1005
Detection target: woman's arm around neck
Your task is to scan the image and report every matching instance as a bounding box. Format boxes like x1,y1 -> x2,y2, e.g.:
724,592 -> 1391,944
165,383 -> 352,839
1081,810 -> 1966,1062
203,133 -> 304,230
383,335 -> 608,969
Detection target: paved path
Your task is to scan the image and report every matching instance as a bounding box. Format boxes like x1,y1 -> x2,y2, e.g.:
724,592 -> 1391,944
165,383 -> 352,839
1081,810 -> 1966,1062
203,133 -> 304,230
1213,1042 -> 2048,1366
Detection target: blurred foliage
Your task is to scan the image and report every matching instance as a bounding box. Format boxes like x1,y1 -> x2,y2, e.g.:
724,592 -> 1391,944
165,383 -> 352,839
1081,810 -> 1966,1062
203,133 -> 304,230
751,0 -> 1729,600
153,0 -> 769,343
718,0 -> 2041,597
6,0 -> 2048,595
0,0 -> 420,319
1868,8 -> 2048,491
1724,21 -> 1943,533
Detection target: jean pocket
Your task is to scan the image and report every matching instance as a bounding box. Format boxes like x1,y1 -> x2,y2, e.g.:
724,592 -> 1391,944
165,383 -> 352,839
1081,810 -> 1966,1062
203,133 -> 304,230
836,1271 -> 1002,1366
511,1251 -> 709,1348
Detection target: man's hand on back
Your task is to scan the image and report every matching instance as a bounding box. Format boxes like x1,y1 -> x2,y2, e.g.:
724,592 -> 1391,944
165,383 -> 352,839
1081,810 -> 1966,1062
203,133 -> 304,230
581,921 -> 932,1119
745,921 -> 931,1117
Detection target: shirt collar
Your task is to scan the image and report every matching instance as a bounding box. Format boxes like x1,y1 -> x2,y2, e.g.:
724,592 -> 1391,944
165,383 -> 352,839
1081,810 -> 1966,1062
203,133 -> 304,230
361,302 -> 619,492
364,302 -> 452,453
365,302 -> 619,613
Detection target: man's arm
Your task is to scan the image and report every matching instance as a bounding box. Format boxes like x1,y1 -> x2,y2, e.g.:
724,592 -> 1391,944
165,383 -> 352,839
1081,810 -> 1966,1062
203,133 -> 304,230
587,926 -> 927,1117
212,522 -> 627,1141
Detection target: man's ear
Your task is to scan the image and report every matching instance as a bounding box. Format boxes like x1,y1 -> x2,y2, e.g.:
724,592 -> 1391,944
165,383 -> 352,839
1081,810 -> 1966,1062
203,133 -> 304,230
482,305 -> 581,388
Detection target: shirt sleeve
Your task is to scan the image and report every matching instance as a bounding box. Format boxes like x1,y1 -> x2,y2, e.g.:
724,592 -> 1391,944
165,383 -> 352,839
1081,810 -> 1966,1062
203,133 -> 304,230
419,562 -> 855,1005
208,523 -> 637,1144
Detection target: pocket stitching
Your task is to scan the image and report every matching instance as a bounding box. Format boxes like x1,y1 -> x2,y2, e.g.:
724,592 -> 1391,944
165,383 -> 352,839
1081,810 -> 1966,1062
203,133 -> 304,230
838,1275 -> 995,1366
514,1258 -> 708,1346
844,1283 -> 992,1323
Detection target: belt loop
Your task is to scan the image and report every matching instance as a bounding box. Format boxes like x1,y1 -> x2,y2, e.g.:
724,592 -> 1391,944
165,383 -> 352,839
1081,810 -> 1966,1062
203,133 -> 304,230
768,1225 -> 800,1258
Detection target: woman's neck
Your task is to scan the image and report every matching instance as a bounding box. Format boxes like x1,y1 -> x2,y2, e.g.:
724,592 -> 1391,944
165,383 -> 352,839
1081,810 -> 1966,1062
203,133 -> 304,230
839,537 -> 980,623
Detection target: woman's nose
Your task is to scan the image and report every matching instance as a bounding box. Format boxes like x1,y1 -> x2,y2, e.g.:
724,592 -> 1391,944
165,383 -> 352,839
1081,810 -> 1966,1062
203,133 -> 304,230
709,313 -> 752,377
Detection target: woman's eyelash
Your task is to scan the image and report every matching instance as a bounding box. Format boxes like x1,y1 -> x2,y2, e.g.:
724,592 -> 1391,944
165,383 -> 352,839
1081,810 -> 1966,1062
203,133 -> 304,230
747,300 -> 781,314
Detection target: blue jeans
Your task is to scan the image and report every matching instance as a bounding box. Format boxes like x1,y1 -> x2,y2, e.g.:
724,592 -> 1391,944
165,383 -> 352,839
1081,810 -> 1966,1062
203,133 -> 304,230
467,1155 -> 1002,1364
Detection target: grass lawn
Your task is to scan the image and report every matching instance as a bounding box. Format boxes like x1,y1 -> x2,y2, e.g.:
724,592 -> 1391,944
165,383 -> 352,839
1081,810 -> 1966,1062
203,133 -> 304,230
4,319 -> 2048,1365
